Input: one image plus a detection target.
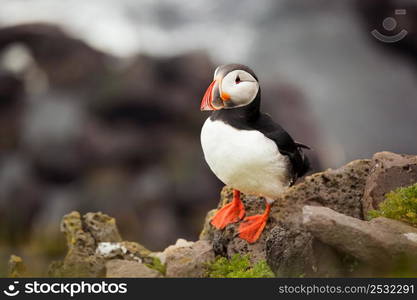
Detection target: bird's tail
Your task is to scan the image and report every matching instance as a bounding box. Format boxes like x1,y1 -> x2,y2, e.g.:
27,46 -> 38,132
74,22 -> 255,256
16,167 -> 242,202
296,141 -> 311,177
299,151 -> 310,177
295,141 -> 311,150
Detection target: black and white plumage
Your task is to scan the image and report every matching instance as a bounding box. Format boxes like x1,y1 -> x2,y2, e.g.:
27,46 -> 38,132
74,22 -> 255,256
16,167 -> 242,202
199,64 -> 310,243
201,64 -> 309,200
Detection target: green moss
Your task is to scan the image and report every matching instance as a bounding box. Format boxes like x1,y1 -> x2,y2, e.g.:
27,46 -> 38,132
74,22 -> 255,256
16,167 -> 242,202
145,257 -> 166,275
8,255 -> 26,278
368,183 -> 417,227
206,254 -> 274,278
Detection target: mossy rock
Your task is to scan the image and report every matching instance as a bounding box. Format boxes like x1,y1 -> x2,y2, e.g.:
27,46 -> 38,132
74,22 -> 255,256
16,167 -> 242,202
368,183 -> 417,227
199,209 -> 216,241
49,211 -> 153,277
145,257 -> 166,276
206,254 -> 274,278
8,255 -> 27,278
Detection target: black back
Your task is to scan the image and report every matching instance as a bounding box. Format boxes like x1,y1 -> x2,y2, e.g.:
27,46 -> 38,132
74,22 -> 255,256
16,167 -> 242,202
210,90 -> 310,184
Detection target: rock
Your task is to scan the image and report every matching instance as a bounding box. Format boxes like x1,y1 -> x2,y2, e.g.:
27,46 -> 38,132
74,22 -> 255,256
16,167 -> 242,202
148,252 -> 165,265
266,159 -> 372,275
96,241 -> 152,264
206,159 -> 371,271
49,211 -> 103,277
83,212 -> 122,243
49,211 -> 152,277
169,238 -> 195,249
265,224 -> 343,277
206,187 -> 278,263
48,252 -> 105,278
165,240 -> 215,278
272,159 -> 372,221
8,255 -> 26,277
105,259 -> 162,278
362,152 -> 417,216
199,209 -> 216,241
60,211 -> 96,258
303,205 -> 417,270
369,217 -> 417,235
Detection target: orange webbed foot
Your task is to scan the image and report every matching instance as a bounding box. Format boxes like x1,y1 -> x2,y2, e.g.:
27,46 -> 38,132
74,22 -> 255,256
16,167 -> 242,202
211,189 -> 245,229
238,202 -> 271,244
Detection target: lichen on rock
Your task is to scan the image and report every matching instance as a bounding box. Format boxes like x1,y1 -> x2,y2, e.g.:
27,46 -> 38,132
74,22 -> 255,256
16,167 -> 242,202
368,183 -> 417,227
48,211 -> 153,277
8,255 -> 27,278
201,153 -> 417,276
363,152 -> 417,216
83,212 -> 122,243
9,151 -> 417,277
203,158 -> 372,276
206,254 -> 274,278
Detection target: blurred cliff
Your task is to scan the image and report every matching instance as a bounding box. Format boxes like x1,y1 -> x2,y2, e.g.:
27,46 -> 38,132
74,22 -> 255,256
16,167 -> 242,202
0,23 -> 219,264
0,0 -> 417,275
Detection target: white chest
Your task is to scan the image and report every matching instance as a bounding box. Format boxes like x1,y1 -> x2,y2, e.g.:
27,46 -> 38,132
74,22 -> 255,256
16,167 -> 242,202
200,118 -> 290,198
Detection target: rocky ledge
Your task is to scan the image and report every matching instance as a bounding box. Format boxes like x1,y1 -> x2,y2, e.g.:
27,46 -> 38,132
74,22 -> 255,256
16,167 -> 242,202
8,151 -> 417,277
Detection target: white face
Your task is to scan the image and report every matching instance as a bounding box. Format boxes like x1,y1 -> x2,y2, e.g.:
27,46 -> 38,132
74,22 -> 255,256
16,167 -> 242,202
219,70 -> 259,108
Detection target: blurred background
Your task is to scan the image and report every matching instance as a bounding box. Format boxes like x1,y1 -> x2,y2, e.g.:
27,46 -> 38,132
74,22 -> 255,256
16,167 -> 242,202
0,0 -> 416,275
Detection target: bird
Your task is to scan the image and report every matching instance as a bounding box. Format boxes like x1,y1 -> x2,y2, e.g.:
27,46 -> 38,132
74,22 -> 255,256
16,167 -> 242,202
200,64 -> 310,243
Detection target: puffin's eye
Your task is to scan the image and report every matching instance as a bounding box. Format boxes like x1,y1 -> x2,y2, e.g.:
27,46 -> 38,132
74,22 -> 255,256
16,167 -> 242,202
235,75 -> 241,84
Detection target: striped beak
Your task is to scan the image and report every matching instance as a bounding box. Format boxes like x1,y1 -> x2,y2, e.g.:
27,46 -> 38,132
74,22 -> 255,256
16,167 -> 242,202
200,80 -> 217,111
200,79 -> 225,111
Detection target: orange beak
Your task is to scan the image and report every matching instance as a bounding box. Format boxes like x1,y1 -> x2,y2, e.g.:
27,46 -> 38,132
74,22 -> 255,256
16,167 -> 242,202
200,80 -> 217,111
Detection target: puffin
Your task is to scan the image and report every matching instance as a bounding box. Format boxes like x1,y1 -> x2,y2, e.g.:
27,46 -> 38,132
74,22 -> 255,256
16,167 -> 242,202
200,64 -> 310,243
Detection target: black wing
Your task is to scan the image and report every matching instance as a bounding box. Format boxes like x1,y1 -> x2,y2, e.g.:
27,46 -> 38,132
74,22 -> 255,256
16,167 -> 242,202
253,113 -> 310,183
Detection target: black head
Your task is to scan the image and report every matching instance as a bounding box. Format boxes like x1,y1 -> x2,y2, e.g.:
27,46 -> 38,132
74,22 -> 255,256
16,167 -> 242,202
200,64 -> 260,111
